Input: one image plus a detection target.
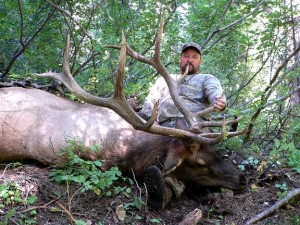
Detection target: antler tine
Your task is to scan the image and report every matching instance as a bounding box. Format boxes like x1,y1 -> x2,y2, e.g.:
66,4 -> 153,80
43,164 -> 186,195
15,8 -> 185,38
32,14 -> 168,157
201,128 -> 247,138
148,124 -> 226,144
36,34 -> 103,106
62,34 -> 71,77
153,15 -> 164,61
144,101 -> 159,129
176,65 -> 189,89
150,17 -> 199,129
114,31 -> 126,99
110,18 -> 197,129
36,33 -> 148,129
196,106 -> 215,118
197,116 -> 243,128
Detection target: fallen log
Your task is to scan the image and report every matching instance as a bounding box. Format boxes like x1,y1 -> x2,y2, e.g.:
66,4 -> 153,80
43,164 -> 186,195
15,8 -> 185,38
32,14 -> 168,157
245,188 -> 300,225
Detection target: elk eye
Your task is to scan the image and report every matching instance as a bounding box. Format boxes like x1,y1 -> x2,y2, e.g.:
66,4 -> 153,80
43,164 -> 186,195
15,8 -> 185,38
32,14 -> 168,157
197,158 -> 206,165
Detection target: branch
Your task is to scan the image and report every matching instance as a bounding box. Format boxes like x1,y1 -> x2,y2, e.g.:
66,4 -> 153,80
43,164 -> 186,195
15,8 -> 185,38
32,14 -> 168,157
17,195 -> 62,214
17,0 -> 25,48
45,0 -> 93,41
201,0 -> 234,49
228,50 -> 273,100
2,3 -> 58,76
244,41 -> 300,141
266,42 -> 300,98
45,0 -> 102,77
201,0 -> 266,49
265,84 -> 300,107
214,84 -> 300,120
220,0 -> 266,32
56,201 -> 76,224
245,188 -> 300,225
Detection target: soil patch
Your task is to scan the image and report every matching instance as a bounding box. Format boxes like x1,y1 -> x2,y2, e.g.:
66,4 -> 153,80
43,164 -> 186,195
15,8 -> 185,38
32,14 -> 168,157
0,157 -> 299,225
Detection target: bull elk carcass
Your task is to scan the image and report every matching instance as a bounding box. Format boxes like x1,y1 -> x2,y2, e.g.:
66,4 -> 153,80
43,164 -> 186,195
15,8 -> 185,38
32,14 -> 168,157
0,18 -> 245,201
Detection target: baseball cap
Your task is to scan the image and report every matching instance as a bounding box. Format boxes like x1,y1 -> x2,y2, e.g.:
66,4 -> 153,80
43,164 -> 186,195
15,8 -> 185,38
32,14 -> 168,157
181,42 -> 202,55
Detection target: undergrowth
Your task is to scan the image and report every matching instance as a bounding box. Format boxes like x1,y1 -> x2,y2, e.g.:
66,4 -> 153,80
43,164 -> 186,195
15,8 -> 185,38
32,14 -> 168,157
49,139 -> 134,196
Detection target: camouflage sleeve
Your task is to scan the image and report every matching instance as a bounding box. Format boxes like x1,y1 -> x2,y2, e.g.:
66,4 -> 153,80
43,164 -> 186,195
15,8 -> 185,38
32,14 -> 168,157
203,74 -> 226,105
141,77 -> 166,117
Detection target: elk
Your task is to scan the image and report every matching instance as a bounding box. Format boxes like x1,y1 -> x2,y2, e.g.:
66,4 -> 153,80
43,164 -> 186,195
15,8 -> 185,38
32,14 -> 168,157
0,18 -> 245,191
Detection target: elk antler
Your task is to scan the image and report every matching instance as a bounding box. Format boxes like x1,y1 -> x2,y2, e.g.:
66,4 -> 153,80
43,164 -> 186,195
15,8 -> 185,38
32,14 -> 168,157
37,19 -> 244,144
107,17 -> 245,141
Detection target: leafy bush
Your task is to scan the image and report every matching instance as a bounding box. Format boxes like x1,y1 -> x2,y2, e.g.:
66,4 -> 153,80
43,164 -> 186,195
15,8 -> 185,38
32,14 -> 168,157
0,182 -> 37,207
270,138 -> 300,173
49,140 -> 132,196
0,182 -> 38,225
238,156 -> 260,171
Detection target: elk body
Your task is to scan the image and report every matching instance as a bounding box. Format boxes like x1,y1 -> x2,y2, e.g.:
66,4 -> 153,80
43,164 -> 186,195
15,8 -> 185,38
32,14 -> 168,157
0,87 -> 243,190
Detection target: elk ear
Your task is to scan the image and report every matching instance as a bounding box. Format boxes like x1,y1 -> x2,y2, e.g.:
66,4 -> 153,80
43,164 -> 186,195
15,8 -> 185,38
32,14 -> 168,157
163,151 -> 183,176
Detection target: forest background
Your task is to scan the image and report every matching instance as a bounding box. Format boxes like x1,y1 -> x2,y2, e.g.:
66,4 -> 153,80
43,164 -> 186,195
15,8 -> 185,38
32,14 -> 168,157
0,0 -> 300,224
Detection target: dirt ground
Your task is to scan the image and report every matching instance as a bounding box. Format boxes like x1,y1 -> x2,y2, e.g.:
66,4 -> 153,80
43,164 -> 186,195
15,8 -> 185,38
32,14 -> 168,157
0,153 -> 299,225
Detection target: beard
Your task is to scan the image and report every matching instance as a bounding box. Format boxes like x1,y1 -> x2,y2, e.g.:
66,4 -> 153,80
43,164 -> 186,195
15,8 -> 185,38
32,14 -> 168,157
181,63 -> 198,75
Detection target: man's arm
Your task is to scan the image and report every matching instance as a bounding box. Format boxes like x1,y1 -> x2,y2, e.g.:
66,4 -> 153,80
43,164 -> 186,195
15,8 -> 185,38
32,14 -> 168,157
141,77 -> 166,117
203,74 -> 227,111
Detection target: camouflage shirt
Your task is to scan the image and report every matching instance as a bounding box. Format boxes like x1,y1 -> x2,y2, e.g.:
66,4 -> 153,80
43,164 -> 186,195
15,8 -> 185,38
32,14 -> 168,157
142,73 -> 225,123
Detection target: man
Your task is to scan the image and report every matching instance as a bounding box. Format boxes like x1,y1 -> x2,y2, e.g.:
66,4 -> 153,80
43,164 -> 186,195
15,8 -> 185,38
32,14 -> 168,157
142,42 -> 226,127
141,42 -> 227,211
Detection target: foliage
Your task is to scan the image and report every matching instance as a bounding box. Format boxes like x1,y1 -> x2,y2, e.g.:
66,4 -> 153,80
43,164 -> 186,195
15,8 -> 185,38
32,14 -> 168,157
0,181 -> 38,225
0,182 -> 37,207
18,210 -> 37,225
270,137 -> 300,173
275,182 -> 288,199
238,156 -> 260,171
0,209 -> 16,225
124,196 -> 147,211
150,218 -> 163,224
238,136 -> 300,174
49,140 -> 133,196
288,215 -> 300,225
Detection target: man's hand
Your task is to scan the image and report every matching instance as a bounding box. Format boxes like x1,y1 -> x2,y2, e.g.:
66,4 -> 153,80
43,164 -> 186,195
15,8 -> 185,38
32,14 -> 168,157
214,95 -> 226,111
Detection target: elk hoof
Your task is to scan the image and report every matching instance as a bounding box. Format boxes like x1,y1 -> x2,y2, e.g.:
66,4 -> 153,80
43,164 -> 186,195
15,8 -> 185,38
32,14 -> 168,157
144,166 -> 165,211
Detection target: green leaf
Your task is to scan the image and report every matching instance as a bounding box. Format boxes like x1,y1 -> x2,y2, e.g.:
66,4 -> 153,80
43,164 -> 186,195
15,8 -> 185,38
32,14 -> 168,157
27,195 -> 38,205
76,220 -> 87,225
150,218 -> 161,224
93,160 -> 102,167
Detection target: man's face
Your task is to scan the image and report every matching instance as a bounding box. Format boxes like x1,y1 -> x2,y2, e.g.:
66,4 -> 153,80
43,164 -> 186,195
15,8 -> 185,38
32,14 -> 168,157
180,48 -> 202,75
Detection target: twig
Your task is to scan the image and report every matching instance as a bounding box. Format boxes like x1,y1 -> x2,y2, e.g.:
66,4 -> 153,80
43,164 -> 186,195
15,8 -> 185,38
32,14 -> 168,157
2,1 -> 58,76
144,183 -> 148,206
131,169 -> 142,201
45,0 -> 92,41
0,163 -> 14,179
201,0 -> 234,49
8,218 -> 19,225
56,201 -> 77,224
245,188 -> 300,225
69,186 -> 84,211
17,195 -> 62,214
244,41 -> 300,141
201,0 -> 266,49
